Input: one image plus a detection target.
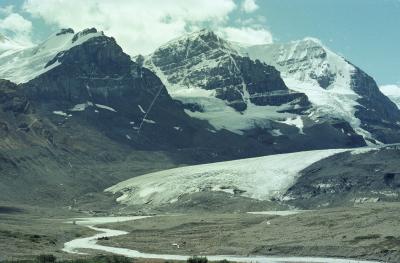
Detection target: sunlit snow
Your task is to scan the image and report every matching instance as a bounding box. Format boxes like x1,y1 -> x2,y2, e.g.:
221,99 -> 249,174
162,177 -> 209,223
106,148 -> 350,205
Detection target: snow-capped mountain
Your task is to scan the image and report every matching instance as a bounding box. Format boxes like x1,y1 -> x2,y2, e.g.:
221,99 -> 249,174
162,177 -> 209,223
0,28 -> 103,84
1,27 -> 398,158
144,30 -> 368,150
1,27 -> 294,166
380,85 -> 400,109
144,29 -> 310,133
244,38 -> 400,144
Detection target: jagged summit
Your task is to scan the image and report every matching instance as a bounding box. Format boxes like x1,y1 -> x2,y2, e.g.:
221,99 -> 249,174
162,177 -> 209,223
56,28 -> 75,36
161,29 -> 229,47
155,28 -> 238,60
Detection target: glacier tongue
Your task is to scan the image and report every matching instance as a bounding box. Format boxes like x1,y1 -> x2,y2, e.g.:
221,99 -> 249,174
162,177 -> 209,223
106,148 -> 350,206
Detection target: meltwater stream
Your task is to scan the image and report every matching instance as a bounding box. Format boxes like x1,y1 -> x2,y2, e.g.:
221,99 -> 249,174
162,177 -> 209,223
63,216 -> 381,263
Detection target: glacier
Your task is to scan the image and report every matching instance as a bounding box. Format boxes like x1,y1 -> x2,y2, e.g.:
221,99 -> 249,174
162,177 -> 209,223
106,148 -> 352,206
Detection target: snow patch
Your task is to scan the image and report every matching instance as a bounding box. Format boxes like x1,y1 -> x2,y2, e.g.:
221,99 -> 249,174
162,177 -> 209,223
270,129 -> 283,137
247,210 -> 307,216
278,116 -> 304,134
70,101 -> 94,111
95,104 -> 117,112
53,111 -> 68,117
138,105 -> 146,114
143,119 -> 156,124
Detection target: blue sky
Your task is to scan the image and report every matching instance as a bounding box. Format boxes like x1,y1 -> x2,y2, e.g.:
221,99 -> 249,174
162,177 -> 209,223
0,0 -> 399,85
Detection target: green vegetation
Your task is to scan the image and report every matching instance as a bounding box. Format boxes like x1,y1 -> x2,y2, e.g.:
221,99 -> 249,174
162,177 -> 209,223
187,256 -> 208,263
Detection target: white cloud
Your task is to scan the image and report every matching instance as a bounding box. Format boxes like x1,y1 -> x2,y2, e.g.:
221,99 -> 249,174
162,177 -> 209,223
23,0 -> 239,55
0,13 -> 32,33
0,13 -> 33,45
241,0 -> 259,13
380,84 -> 400,96
219,26 -> 272,45
23,0 -> 273,54
0,5 -> 14,15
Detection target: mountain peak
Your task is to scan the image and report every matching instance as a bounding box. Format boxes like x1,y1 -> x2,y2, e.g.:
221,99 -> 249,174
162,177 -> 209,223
72,27 -> 102,43
157,28 -> 233,54
56,28 -> 75,36
299,37 -> 324,46
192,28 -> 218,39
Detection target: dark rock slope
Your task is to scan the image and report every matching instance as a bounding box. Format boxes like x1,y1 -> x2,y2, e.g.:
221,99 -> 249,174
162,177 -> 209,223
283,145 -> 400,209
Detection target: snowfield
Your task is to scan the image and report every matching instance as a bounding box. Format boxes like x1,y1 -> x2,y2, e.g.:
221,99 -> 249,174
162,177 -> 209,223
0,29 -> 103,84
106,148 -> 351,206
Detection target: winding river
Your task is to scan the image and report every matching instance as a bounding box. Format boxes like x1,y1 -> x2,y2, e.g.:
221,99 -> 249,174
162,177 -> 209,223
63,216 -> 381,263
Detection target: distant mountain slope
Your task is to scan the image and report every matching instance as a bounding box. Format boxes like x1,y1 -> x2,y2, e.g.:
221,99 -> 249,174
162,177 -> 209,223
380,85 -> 400,109
244,38 -> 400,144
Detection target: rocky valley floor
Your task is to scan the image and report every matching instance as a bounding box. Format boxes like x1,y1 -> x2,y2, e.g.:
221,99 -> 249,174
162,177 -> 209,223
1,202 -> 399,262
96,203 -> 400,263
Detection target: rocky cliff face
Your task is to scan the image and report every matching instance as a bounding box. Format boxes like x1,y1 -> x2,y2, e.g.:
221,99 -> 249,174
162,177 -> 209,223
351,66 -> 400,143
380,85 -> 400,109
145,29 -> 310,112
